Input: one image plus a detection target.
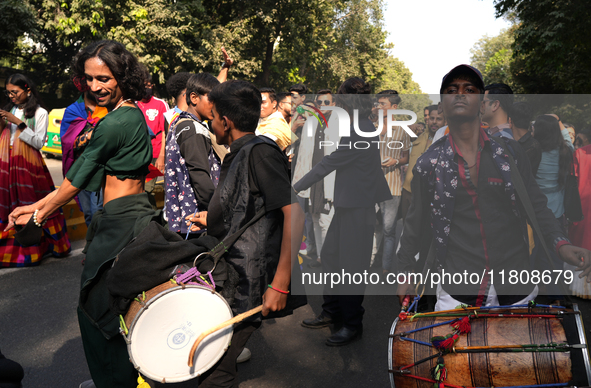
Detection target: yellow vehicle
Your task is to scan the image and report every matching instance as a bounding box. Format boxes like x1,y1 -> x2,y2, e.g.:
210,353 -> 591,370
42,108 -> 65,158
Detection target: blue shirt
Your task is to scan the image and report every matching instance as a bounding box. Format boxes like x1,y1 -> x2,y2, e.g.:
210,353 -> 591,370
535,149 -> 565,218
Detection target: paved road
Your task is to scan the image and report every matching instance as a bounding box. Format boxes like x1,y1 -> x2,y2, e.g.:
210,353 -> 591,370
2,249 -> 591,388
44,155 -> 64,187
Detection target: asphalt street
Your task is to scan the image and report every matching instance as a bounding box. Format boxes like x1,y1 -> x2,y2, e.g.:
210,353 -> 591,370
1,156 -> 590,387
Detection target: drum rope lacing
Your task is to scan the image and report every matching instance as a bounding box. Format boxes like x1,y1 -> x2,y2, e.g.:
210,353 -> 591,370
392,298 -> 582,387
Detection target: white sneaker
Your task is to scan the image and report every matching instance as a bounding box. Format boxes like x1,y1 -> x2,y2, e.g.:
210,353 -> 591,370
236,347 -> 251,363
79,380 -> 96,388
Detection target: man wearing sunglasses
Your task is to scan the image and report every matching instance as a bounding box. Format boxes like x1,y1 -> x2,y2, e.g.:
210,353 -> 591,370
292,90 -> 338,269
315,91 -> 335,112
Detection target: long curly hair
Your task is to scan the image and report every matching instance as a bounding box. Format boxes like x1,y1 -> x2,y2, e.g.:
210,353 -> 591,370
4,74 -> 46,119
71,40 -> 145,101
533,115 -> 572,186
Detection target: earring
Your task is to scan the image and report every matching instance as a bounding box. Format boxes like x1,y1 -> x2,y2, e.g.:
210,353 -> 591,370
28,93 -> 31,97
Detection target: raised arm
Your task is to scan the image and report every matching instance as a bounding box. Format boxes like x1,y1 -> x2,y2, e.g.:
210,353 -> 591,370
216,47 -> 234,83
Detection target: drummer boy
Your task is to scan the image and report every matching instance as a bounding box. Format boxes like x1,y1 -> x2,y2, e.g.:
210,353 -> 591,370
397,64 -> 591,310
185,80 -> 304,387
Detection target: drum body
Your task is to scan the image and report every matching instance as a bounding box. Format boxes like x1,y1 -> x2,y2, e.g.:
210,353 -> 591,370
123,282 -> 233,383
389,305 -> 591,388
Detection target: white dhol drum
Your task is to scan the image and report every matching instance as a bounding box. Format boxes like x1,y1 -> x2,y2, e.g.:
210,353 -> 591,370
122,282 -> 233,383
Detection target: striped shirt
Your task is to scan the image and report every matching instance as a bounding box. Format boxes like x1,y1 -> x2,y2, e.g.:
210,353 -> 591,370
379,126 -> 411,196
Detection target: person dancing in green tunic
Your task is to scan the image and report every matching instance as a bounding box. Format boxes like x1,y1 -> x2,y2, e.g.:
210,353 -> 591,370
5,40 -> 158,388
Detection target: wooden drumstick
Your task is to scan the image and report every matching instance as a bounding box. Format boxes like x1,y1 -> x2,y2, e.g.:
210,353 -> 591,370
188,305 -> 263,367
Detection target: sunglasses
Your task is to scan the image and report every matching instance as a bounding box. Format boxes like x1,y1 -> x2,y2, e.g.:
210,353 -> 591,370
4,90 -> 22,97
316,99 -> 331,106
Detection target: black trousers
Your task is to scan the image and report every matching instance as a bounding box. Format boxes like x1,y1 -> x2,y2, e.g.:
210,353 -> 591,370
198,321 -> 261,388
320,207 -> 376,330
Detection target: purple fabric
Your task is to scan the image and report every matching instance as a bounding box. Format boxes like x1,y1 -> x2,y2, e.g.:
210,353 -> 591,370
61,117 -> 87,177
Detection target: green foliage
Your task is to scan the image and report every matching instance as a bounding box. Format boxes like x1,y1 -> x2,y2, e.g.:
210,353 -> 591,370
5,0 -> 423,108
0,0 -> 38,53
470,27 -> 518,90
494,0 -> 591,93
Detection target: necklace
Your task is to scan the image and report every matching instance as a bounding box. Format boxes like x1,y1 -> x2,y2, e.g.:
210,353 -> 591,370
113,98 -> 133,112
466,160 -> 477,169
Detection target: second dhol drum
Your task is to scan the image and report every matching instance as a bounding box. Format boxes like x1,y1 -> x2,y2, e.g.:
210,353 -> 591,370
388,304 -> 591,388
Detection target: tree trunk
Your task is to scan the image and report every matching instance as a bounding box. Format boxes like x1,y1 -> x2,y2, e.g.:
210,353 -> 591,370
258,37 -> 275,87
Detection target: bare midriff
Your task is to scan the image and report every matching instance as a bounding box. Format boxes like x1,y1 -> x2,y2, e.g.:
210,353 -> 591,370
103,175 -> 145,205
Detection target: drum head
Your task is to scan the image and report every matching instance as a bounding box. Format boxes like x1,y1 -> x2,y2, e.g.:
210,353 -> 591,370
127,285 -> 233,383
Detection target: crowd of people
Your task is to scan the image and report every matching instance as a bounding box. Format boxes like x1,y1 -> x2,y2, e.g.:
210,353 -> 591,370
1,39 -> 591,388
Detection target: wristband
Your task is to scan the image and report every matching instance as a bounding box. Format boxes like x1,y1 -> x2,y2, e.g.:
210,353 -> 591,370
268,284 -> 289,294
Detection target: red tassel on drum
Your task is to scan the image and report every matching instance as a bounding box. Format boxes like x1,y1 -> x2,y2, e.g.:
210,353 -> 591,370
431,333 -> 459,352
451,315 -> 471,334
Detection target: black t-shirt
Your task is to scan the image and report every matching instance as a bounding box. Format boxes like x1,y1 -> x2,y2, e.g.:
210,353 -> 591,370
208,134 -> 296,238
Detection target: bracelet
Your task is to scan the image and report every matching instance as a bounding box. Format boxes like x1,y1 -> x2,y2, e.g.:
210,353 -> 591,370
33,209 -> 46,228
268,284 -> 289,294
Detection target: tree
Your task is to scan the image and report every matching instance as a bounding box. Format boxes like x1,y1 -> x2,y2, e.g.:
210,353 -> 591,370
494,0 -> 591,93
0,0 -> 37,54
6,0 -> 424,108
470,27 -> 518,90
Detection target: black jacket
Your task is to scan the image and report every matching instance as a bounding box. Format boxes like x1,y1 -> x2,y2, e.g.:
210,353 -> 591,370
293,118 -> 391,207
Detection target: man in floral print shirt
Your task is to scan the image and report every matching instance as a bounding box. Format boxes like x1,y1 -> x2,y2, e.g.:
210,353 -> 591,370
397,65 -> 591,310
164,73 -> 222,236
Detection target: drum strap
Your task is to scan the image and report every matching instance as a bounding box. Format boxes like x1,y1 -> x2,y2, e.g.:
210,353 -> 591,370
208,207 -> 267,266
418,240 -> 437,297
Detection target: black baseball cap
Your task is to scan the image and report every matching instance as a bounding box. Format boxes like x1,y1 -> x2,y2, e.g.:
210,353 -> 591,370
440,64 -> 484,94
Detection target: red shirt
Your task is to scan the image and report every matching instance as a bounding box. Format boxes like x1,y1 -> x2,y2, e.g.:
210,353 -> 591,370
137,96 -> 169,158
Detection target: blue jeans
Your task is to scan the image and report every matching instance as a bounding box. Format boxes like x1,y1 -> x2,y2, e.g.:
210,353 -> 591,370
374,196 -> 401,272
77,190 -> 104,227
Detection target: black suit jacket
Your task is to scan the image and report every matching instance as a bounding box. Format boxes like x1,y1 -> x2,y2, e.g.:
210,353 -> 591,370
293,117 -> 391,208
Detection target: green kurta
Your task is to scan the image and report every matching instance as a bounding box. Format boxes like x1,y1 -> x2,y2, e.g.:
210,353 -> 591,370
66,106 -> 159,388
66,106 -> 152,191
